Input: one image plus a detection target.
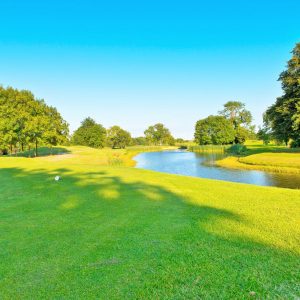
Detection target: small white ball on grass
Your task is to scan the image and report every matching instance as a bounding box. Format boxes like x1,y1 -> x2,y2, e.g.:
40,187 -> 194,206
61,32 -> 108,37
54,176 -> 60,181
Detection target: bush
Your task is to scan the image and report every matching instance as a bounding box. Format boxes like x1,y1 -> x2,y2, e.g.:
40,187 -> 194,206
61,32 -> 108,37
290,139 -> 300,148
179,145 -> 188,150
227,144 -> 247,155
0,149 -> 8,155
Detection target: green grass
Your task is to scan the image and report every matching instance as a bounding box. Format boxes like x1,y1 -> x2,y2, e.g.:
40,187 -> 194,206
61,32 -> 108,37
217,141 -> 300,174
240,153 -> 300,168
0,146 -> 299,299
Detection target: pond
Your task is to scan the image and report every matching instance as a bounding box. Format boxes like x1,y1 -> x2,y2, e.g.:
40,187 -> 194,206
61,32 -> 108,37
135,150 -> 300,189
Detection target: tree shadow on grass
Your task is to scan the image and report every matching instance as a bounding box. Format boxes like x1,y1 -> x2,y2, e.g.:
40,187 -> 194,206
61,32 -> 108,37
6,147 -> 71,158
0,167 -> 299,299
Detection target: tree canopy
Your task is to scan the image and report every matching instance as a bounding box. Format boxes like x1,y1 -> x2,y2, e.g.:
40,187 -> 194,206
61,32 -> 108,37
107,125 -> 132,149
219,101 -> 252,129
265,43 -> 300,146
71,117 -> 106,148
144,123 -> 174,145
0,86 -> 69,156
194,115 -> 235,145
219,101 -> 253,143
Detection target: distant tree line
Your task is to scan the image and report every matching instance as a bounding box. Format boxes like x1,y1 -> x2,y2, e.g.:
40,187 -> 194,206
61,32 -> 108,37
71,118 -> 176,149
0,86 -> 69,156
4,43 -> 298,153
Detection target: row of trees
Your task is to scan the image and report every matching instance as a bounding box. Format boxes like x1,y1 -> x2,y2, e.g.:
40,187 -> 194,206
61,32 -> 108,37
71,118 -> 176,149
260,42 -> 300,147
0,86 -> 69,156
194,101 -> 255,145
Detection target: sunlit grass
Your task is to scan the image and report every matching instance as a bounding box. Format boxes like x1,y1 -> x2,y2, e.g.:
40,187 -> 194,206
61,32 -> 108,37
217,141 -> 300,174
0,146 -> 299,298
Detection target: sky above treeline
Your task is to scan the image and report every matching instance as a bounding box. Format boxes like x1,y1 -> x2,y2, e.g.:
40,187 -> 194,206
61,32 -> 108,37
0,0 -> 299,139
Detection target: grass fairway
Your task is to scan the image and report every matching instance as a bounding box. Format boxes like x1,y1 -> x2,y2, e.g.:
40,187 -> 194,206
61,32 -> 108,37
0,147 -> 299,299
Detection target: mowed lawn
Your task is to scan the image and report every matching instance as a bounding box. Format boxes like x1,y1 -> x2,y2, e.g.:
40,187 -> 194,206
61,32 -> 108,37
217,141 -> 300,174
240,152 -> 300,168
0,147 -> 299,299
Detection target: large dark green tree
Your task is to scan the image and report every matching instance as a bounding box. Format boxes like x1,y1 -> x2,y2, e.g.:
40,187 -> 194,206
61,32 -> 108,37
72,117 -> 106,148
194,115 -> 235,145
265,43 -> 300,146
144,123 -> 174,145
107,125 -> 132,149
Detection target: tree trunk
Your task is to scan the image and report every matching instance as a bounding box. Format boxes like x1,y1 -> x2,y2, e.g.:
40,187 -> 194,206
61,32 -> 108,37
35,140 -> 38,157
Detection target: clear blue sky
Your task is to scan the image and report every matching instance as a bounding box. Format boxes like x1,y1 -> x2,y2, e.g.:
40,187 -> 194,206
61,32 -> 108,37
0,0 -> 299,138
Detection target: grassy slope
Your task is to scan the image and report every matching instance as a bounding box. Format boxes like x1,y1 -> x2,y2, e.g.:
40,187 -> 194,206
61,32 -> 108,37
0,146 -> 299,299
217,141 -> 300,174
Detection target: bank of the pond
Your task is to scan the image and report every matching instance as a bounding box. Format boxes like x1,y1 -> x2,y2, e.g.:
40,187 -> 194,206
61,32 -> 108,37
216,155 -> 300,174
135,150 -> 300,189
188,142 -> 300,175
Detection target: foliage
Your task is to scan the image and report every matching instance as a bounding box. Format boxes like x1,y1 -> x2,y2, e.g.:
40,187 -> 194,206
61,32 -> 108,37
257,125 -> 272,145
144,123 -> 174,145
131,136 -> 147,146
72,117 -> 106,148
234,126 -> 249,144
219,101 -> 253,143
0,86 -> 69,156
219,101 -> 253,129
227,144 -> 247,155
194,115 -> 235,145
265,43 -> 300,146
107,125 -> 132,149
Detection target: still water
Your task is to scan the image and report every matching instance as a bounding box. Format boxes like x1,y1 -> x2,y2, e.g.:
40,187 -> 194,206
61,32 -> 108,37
135,150 -> 300,189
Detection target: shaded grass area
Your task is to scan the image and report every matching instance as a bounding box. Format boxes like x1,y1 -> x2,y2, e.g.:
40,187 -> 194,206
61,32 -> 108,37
8,146 -> 71,157
0,149 -> 299,299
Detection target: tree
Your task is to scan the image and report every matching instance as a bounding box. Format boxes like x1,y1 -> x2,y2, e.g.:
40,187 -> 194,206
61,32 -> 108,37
107,126 -> 132,148
219,101 -> 252,128
131,136 -> 147,146
194,115 -> 235,145
219,101 -> 253,143
43,106 -> 69,153
144,123 -> 174,145
0,86 -> 69,156
257,126 -> 272,145
72,118 -> 106,148
265,43 -> 300,146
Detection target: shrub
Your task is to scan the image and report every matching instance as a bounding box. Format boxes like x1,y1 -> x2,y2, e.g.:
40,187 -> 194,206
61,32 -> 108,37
290,139 -> 300,148
227,144 -> 247,155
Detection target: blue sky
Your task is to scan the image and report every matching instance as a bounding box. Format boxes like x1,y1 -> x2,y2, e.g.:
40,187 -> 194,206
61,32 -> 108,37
0,1 -> 299,138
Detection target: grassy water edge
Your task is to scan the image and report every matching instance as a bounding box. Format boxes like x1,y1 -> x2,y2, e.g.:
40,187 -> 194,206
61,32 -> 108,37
197,141 -> 300,174
216,156 -> 300,174
0,146 -> 299,298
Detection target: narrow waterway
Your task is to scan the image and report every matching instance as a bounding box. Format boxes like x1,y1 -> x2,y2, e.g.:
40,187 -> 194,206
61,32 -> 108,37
135,150 -> 300,189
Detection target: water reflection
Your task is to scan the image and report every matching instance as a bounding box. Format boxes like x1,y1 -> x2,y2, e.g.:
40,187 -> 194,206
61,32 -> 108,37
135,150 -> 300,189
